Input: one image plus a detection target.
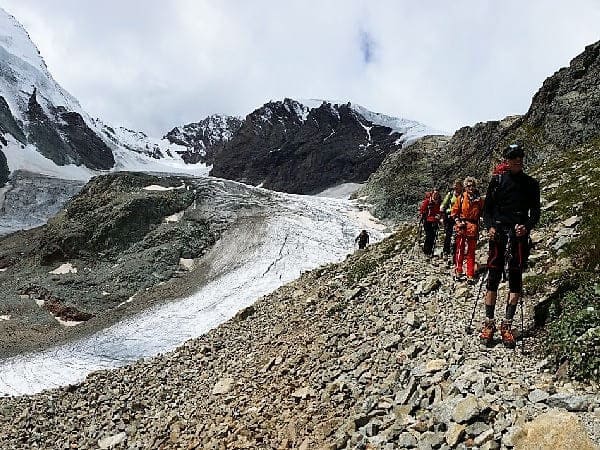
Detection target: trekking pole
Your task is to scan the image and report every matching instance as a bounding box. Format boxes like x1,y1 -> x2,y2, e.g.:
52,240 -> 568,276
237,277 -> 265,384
433,223 -> 439,257
520,295 -> 525,354
466,270 -> 488,334
517,236 -> 526,355
411,217 -> 423,254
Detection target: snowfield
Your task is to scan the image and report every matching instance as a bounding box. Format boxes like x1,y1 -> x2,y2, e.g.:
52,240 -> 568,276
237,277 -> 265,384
0,187 -> 387,395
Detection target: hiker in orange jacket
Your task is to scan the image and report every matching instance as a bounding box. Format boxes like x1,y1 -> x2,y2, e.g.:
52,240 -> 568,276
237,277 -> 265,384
451,177 -> 484,283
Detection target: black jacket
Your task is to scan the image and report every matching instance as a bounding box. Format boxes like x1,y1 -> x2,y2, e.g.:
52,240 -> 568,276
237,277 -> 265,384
482,171 -> 540,232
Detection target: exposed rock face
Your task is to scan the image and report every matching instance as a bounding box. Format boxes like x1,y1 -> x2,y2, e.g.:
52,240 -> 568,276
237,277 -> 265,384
0,172 -> 235,354
210,99 -> 406,194
356,135 -> 451,219
37,172 -> 196,263
25,89 -> 114,170
0,150 -> 8,186
521,40 -> 600,152
0,96 -> 26,145
164,114 -> 243,164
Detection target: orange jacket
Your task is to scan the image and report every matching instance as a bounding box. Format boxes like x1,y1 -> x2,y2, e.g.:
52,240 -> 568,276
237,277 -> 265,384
451,192 -> 483,237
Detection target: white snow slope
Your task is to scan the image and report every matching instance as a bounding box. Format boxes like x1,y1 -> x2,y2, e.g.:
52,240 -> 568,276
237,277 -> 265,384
298,98 -> 447,145
0,188 -> 387,396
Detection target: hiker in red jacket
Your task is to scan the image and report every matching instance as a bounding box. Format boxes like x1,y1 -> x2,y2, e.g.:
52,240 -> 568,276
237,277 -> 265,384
419,188 -> 441,256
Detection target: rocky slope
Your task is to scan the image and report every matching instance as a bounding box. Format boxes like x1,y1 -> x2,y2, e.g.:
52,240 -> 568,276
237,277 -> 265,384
164,114 -> 243,164
210,98 -> 441,194
0,172 -> 239,356
519,40 -> 600,153
0,205 -> 598,448
359,40 -> 600,222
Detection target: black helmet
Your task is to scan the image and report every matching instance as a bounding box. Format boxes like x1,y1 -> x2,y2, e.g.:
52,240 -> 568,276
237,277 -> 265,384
503,143 -> 525,159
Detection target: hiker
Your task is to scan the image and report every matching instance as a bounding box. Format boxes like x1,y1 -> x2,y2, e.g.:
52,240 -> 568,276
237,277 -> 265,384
418,188 -> 441,256
441,179 -> 464,259
480,144 -> 540,348
451,177 -> 483,284
355,229 -> 370,250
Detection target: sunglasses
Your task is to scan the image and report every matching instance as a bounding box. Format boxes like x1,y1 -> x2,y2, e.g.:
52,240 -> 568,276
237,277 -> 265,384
465,184 -> 474,188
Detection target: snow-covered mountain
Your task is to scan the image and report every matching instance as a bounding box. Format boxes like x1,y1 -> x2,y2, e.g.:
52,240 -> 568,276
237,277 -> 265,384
298,98 -> 443,146
0,7 -> 205,184
163,114 -> 243,164
0,6 -> 444,195
209,98 -> 445,194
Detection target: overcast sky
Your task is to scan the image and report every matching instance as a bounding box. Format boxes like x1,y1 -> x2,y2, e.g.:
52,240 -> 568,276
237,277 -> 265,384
3,1 -> 600,137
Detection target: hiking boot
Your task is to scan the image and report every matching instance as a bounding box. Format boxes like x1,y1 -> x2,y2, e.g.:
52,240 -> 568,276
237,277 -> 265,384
454,272 -> 465,282
500,320 -> 516,349
479,319 -> 496,346
466,276 -> 476,285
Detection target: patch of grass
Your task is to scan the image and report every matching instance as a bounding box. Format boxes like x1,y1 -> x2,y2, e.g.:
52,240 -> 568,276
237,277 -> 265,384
530,140 -> 600,381
345,257 -> 379,285
523,273 -> 555,295
378,224 -> 416,257
545,279 -> 600,381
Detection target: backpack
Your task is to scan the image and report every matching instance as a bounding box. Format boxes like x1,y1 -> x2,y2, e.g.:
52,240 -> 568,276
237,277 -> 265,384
488,162 -> 511,201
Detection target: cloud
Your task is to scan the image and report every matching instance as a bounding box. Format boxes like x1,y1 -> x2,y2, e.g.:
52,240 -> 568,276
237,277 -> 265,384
2,0 -> 600,136
359,30 -> 377,65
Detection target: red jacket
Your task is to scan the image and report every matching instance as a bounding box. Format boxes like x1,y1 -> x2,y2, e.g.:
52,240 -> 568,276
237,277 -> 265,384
419,198 -> 441,223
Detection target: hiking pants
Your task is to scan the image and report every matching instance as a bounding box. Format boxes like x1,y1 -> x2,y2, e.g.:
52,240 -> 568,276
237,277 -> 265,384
442,216 -> 454,255
486,232 -> 528,293
454,234 -> 477,277
423,221 -> 438,256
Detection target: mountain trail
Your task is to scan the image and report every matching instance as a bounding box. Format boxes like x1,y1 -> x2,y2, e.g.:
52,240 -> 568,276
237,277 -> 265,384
0,229 -> 597,449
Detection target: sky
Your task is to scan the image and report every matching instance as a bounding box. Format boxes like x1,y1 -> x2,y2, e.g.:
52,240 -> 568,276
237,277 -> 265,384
2,0 -> 600,137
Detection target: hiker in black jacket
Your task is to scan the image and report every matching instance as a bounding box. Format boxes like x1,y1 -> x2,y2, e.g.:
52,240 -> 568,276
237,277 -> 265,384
355,229 -> 370,250
480,144 -> 540,348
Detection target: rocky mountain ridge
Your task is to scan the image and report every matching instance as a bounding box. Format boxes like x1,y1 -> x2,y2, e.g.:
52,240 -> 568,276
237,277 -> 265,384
359,40 -> 600,222
163,114 -> 243,164
210,98 -> 440,194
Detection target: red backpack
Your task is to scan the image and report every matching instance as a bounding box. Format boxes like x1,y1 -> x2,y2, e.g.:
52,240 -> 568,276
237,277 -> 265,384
492,161 -> 510,176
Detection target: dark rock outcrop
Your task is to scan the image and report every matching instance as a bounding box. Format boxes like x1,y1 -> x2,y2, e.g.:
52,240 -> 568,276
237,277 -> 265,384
57,110 -> 115,169
519,40 -> 600,152
164,115 -> 242,164
0,95 -> 26,145
210,99 -> 405,194
38,172 -> 196,263
25,89 -> 115,170
0,150 -> 8,187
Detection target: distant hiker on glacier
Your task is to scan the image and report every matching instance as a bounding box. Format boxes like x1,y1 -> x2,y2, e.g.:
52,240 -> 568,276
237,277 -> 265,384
418,189 -> 441,257
440,179 -> 464,259
355,229 -> 370,250
479,144 -> 540,348
451,177 -> 483,284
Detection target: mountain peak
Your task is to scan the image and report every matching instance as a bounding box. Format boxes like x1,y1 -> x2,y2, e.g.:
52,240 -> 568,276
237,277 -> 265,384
0,7 -> 46,73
